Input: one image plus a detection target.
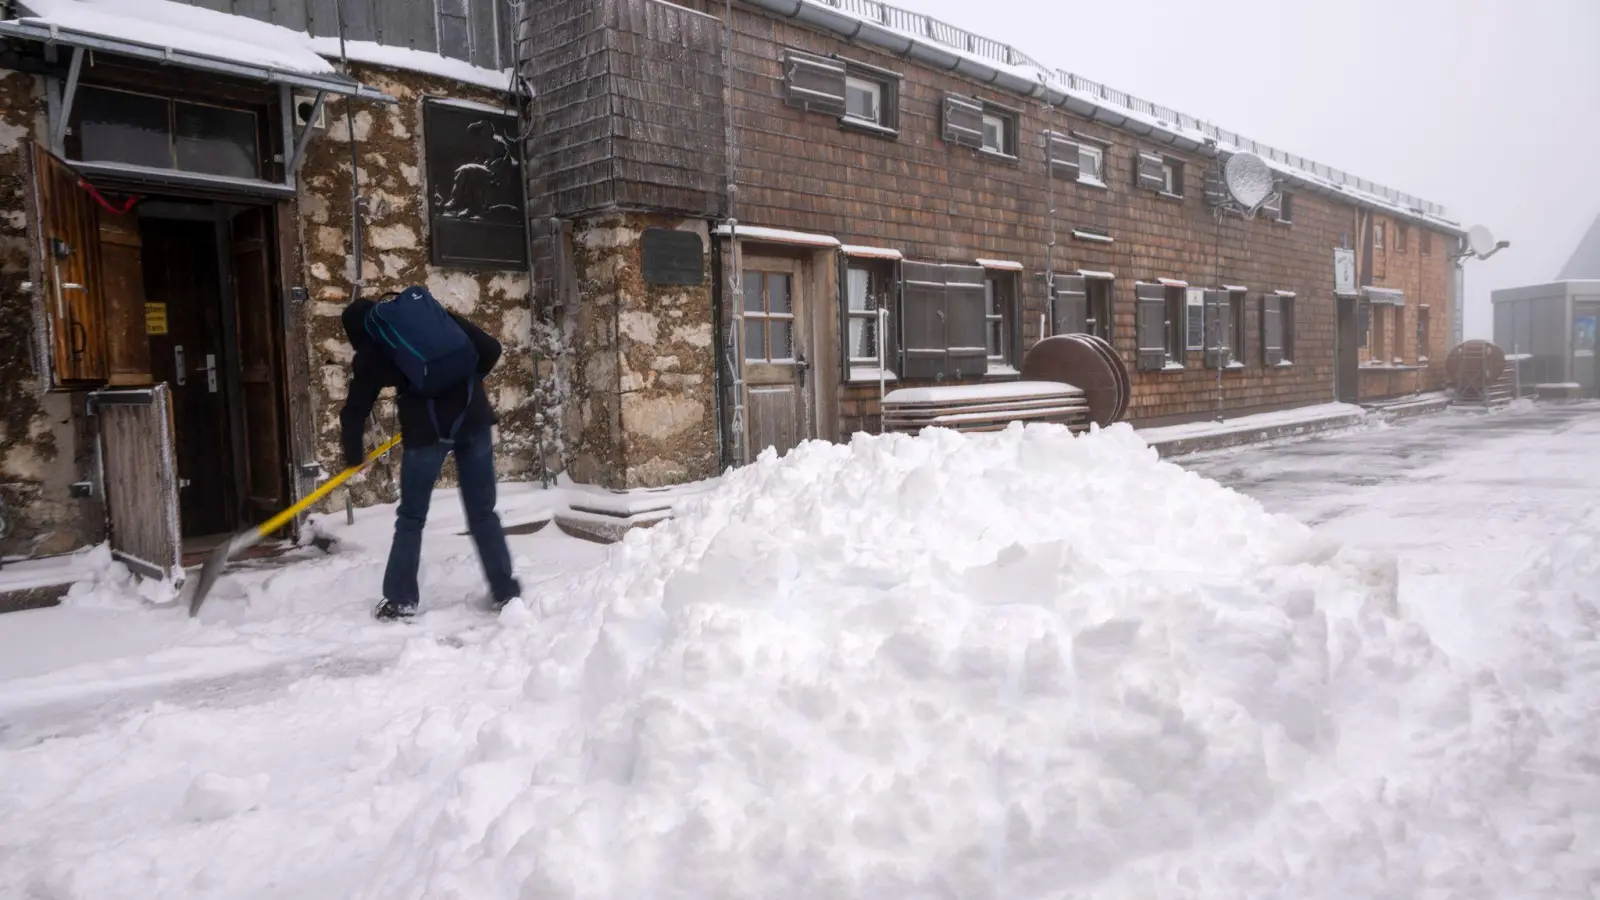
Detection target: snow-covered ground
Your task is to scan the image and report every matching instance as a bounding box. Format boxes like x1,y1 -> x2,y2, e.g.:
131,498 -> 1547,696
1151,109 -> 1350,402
2,404 -> 1598,899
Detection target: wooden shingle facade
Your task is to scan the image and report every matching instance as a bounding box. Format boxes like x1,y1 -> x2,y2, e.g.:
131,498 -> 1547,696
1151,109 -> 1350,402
521,0 -> 1465,484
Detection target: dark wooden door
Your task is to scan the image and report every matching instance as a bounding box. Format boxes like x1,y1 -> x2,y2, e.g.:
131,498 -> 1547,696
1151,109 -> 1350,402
92,384 -> 182,583
22,141 -> 107,387
740,257 -> 812,459
1336,295 -> 1360,403
141,217 -> 234,538
229,207 -> 288,522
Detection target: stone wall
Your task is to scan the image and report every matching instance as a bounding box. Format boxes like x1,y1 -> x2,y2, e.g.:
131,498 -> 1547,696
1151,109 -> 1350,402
564,212 -> 719,489
0,71 -> 95,557
296,63 -> 553,507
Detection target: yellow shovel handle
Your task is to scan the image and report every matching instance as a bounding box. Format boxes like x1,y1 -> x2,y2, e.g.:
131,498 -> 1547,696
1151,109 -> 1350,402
256,433 -> 403,538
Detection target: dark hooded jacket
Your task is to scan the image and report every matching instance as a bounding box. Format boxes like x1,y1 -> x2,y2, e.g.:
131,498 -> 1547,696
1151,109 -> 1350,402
339,298 -> 501,467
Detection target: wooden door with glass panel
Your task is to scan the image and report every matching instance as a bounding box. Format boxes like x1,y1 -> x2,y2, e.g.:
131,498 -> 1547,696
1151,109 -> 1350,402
742,258 -> 812,458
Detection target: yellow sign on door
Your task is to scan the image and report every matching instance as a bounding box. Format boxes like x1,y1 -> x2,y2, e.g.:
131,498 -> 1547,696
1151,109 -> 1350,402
145,302 -> 168,336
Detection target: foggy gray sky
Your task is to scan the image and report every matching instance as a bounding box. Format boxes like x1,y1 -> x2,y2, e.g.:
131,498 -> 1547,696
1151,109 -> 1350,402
892,0 -> 1600,339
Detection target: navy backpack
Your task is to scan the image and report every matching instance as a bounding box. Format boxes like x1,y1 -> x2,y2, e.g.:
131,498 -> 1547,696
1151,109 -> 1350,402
364,286 -> 480,441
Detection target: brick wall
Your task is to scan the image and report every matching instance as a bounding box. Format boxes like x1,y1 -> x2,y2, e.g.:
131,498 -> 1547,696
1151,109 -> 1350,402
1358,213 -> 1456,399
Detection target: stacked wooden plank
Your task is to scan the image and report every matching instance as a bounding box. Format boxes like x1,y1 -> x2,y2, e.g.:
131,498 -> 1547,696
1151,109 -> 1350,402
881,382 -> 1092,434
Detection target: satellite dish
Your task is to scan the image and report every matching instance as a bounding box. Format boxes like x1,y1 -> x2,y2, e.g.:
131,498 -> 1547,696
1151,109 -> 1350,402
1467,224 -> 1497,258
1222,151 -> 1274,209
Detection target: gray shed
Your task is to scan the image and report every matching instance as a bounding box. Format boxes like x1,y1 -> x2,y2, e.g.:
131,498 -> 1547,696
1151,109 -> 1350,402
1491,280 -> 1600,397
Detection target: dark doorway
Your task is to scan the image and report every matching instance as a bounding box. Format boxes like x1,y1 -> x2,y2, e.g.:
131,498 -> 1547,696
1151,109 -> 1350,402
142,214 -> 235,537
1336,295 -> 1360,403
134,200 -> 289,542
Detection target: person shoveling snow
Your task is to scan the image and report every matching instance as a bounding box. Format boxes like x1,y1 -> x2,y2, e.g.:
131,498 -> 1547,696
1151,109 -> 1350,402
340,287 -> 521,620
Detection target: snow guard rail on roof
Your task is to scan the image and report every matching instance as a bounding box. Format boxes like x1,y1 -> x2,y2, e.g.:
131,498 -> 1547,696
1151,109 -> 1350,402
775,0 -> 1450,223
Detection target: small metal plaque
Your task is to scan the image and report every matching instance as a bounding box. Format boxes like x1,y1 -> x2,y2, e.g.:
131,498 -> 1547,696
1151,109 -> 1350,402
641,229 -> 704,286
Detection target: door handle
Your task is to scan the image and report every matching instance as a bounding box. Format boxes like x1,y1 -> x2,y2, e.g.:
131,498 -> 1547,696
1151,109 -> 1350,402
204,354 -> 218,393
174,345 -> 187,386
795,355 -> 809,380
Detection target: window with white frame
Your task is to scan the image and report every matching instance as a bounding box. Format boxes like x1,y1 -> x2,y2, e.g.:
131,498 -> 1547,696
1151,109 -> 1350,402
984,274 -> 1013,363
743,271 -> 795,362
1162,158 -> 1184,197
1078,144 -> 1105,185
844,261 -> 896,374
844,74 -> 884,126
981,111 -> 1012,156
1186,287 -> 1205,351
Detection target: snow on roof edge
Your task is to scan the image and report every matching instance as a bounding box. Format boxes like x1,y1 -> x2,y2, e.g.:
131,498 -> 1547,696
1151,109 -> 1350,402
308,39 -> 513,93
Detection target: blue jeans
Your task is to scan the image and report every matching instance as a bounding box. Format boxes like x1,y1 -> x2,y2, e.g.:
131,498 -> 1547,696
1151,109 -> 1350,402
382,425 -> 520,609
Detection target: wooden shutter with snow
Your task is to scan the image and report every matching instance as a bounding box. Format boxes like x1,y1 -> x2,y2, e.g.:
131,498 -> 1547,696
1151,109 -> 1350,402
900,261 -> 948,380
1053,274 -> 1088,335
1259,190 -> 1282,219
1048,132 -> 1080,181
783,51 -> 847,116
943,93 -> 984,148
1261,294 -> 1284,365
944,264 -> 989,378
1135,151 -> 1165,192
1135,283 -> 1168,371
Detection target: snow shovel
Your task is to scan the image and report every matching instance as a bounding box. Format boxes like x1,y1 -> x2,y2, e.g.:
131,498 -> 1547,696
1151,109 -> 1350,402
188,433 -> 404,617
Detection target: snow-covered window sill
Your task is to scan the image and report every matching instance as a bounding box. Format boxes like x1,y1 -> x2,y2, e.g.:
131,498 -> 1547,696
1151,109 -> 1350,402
848,366 -> 899,384
1275,360 -> 1295,369
840,117 -> 898,140
1162,362 -> 1186,372
986,364 -> 1021,378
1157,191 -> 1185,202
1076,177 -> 1109,191
978,148 -> 1021,166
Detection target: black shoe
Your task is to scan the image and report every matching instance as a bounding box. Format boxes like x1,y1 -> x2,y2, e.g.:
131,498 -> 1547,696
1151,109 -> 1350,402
373,598 -> 417,621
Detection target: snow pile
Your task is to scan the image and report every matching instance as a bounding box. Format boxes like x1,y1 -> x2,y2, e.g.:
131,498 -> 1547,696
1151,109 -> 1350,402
351,423 -> 1590,899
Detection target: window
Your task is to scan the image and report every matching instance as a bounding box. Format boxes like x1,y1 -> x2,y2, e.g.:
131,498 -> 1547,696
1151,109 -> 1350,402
1370,306 -> 1388,363
844,261 -> 896,377
1134,283 -> 1186,370
1201,290 -> 1245,368
1186,288 -> 1206,351
424,98 -> 528,269
1396,225 -> 1408,253
1230,291 -> 1247,365
71,86 -> 262,180
1278,193 -> 1294,223
1261,294 -> 1295,365
1161,159 -> 1184,197
981,111 -> 1013,156
844,76 -> 882,124
743,271 -> 795,362
1374,222 -> 1385,251
1417,306 -> 1431,362
1079,144 -> 1105,185
984,273 -> 1018,365
784,50 -> 900,135
1086,277 -> 1113,341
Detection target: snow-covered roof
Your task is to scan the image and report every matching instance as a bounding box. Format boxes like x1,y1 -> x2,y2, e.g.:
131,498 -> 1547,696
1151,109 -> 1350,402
747,0 -> 1463,235
841,244 -> 903,259
714,224 -> 841,247
7,0 -> 510,95
16,0 -> 332,75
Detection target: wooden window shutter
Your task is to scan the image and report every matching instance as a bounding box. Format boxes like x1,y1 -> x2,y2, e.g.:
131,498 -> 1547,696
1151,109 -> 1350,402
783,50 -> 848,116
943,93 -> 984,148
1202,289 -> 1229,368
944,263 -> 989,378
1134,283 -> 1168,371
1357,299 -> 1370,349
1260,190 -> 1282,219
24,141 -> 109,387
900,261 -> 948,380
1135,151 -> 1165,192
1261,294 -> 1284,365
1048,133 -> 1080,181
1053,274 -> 1088,335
